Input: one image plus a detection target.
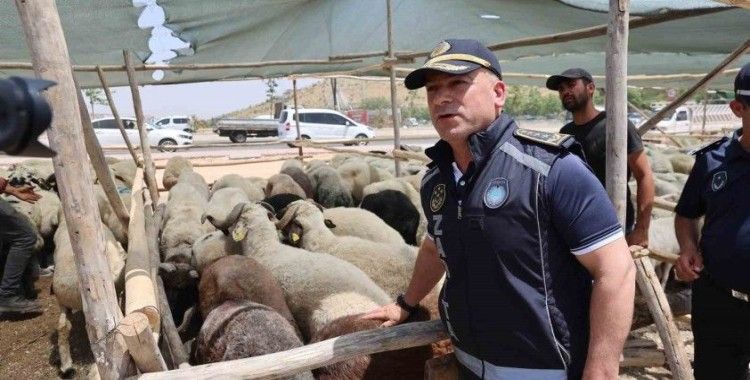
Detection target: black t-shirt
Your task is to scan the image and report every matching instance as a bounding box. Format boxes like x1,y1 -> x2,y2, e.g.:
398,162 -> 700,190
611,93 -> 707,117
560,111 -> 644,230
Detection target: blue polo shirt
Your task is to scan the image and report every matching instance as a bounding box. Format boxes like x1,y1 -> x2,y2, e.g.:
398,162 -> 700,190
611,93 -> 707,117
675,129 -> 750,293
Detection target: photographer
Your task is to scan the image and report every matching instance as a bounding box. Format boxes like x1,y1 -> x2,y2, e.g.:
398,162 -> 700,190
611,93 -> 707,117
0,177 -> 42,314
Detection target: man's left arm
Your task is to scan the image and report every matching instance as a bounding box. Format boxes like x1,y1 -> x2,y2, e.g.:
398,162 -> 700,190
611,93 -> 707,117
549,153 -> 636,379
576,239 -> 635,379
626,149 -> 654,247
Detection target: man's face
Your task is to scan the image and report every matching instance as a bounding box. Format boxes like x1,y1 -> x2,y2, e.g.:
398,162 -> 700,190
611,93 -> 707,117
557,78 -> 593,112
424,69 -> 505,143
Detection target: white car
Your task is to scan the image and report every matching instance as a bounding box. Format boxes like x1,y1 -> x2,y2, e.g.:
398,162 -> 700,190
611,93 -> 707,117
277,108 -> 375,146
154,115 -> 193,132
91,117 -> 193,152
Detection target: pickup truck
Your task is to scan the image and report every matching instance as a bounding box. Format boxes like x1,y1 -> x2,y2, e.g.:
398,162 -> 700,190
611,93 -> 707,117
655,104 -> 736,134
213,117 -> 279,143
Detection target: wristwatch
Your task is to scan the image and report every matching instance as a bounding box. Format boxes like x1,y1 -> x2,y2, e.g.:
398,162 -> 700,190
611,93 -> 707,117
396,294 -> 418,314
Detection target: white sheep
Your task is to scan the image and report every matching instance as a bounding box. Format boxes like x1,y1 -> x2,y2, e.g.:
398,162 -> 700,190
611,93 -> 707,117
362,178 -> 427,243
162,156 -> 194,190
203,187 -> 249,231
211,174 -> 265,202
174,171 -> 210,200
266,173 -> 306,199
52,218 -> 126,377
94,184 -> 131,247
306,164 -> 353,208
277,200 -> 417,299
209,202 -> 391,341
336,159 -> 389,203
322,207 -> 405,245
191,230 -> 242,274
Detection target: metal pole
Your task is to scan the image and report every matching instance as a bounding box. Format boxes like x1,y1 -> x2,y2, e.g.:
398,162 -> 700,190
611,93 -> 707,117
701,90 -> 709,135
293,79 -> 303,158
386,0 -> 402,177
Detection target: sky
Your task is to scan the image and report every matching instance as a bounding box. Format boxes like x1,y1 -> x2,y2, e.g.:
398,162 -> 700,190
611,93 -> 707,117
92,78 -> 319,121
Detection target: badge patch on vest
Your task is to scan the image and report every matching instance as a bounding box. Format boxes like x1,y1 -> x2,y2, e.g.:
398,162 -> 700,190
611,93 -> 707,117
712,171 -> 727,191
484,178 -> 509,209
430,183 -> 446,212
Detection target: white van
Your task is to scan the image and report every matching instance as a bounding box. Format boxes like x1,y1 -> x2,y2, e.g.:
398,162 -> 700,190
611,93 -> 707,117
154,115 -> 192,132
277,108 -> 375,146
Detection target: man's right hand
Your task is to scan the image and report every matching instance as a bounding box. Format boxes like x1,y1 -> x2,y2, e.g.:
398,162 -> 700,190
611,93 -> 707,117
5,184 -> 41,204
361,303 -> 410,327
675,249 -> 703,282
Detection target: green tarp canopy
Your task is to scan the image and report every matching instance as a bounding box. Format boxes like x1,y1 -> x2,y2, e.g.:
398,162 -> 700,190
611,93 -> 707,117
1,0 -> 747,88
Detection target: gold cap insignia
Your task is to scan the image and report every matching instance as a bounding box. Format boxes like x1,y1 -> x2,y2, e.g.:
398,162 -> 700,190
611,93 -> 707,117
430,41 -> 451,58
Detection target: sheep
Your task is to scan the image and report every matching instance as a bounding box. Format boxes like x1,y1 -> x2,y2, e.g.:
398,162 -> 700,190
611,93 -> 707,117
203,187 -> 249,231
52,218 -> 126,377
645,146 -> 673,173
94,184 -> 131,246
669,153 -> 694,175
175,171 -> 210,200
306,164 -> 353,208
211,174 -> 265,202
209,201 -> 390,341
279,166 -> 314,198
245,176 -> 269,193
108,159 -> 137,191
262,193 -> 305,218
310,310 -> 433,380
281,158 -> 305,171
360,190 -> 421,245
336,159 -> 388,203
277,200 -> 417,298
266,173 -> 306,199
193,301 -> 313,380
362,179 -> 427,244
322,207 -> 405,245
191,231 -> 242,274
7,159 -> 57,191
162,156 -> 194,190
198,255 -> 299,338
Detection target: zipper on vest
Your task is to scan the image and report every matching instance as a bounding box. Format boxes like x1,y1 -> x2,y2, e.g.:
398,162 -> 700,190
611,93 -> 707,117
457,200 -> 463,219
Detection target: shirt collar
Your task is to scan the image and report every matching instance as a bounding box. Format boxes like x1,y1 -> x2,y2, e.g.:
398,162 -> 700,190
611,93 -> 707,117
425,113 -> 517,169
726,128 -> 750,162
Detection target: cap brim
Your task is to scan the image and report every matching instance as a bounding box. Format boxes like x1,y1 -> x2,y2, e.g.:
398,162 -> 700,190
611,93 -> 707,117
545,75 -> 572,91
404,60 -> 483,90
14,141 -> 56,158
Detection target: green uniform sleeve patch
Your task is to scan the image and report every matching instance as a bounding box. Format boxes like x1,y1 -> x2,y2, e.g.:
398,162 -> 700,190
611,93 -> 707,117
514,128 -> 573,148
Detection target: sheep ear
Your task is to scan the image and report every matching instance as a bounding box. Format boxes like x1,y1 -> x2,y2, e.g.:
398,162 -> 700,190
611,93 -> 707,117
224,202 -> 247,227
324,219 -> 337,229
200,213 -> 207,224
259,201 -> 276,214
159,262 -> 176,274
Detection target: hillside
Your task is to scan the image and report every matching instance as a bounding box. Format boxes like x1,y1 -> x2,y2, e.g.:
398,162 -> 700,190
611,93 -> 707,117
224,78 -> 427,119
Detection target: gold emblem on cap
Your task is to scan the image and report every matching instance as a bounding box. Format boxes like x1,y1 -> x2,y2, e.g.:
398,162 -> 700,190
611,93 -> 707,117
430,41 -> 451,58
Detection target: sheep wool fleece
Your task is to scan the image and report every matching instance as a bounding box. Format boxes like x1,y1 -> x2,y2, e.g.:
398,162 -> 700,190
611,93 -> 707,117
421,114 -> 623,379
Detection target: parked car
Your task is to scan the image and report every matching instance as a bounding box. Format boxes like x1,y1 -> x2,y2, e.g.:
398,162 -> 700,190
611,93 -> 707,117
277,108 -> 375,147
91,117 -> 193,152
154,115 -> 193,132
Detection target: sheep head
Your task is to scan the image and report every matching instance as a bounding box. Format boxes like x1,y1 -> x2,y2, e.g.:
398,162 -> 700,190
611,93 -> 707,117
275,200 -> 335,248
221,202 -> 275,243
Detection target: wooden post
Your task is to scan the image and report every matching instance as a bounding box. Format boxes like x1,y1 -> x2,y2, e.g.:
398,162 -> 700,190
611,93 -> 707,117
605,0 -> 630,223
13,1 -> 134,378
701,90 -> 709,134
630,248 -> 693,378
74,77 -> 131,228
96,65 -> 140,164
292,78 -> 303,158
125,169 -> 160,333
637,38 -> 750,136
156,277 -> 191,369
123,50 -> 160,206
117,312 -> 167,373
139,320 -> 448,379
386,0 -> 402,177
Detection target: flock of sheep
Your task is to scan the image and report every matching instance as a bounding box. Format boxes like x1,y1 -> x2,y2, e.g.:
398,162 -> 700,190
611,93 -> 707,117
0,139 -> 699,378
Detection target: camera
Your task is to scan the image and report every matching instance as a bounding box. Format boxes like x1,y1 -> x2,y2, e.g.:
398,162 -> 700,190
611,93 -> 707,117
0,76 -> 56,157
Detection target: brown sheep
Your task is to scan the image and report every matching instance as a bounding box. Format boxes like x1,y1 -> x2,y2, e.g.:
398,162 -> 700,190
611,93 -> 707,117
280,166 -> 314,198
198,255 -> 300,337
193,301 -> 313,380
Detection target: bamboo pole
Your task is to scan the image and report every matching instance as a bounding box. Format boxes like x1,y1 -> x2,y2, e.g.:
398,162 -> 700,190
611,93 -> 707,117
117,312 -> 167,373
386,0 -> 402,177
0,58 -> 363,72
637,38 -> 750,136
96,66 -> 140,163
123,50 -> 161,206
139,320 -> 448,379
292,79 -> 304,158
628,101 -> 684,148
75,77 -> 131,228
13,1 -> 134,378
154,154 -> 313,169
630,247 -> 693,378
124,169 -> 160,333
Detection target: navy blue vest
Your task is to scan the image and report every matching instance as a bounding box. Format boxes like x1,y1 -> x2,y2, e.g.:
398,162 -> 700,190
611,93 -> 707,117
422,114 -> 591,377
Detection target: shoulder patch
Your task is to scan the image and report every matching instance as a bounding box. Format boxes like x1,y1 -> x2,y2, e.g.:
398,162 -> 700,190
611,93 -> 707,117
514,128 -> 573,148
689,137 -> 727,156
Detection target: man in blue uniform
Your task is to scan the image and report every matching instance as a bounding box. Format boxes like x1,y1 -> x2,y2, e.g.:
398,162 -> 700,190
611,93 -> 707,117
674,62 -> 750,380
364,39 -> 635,379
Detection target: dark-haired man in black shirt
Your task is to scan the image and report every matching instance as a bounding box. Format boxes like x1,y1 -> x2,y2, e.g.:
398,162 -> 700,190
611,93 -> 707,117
547,68 -> 654,247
